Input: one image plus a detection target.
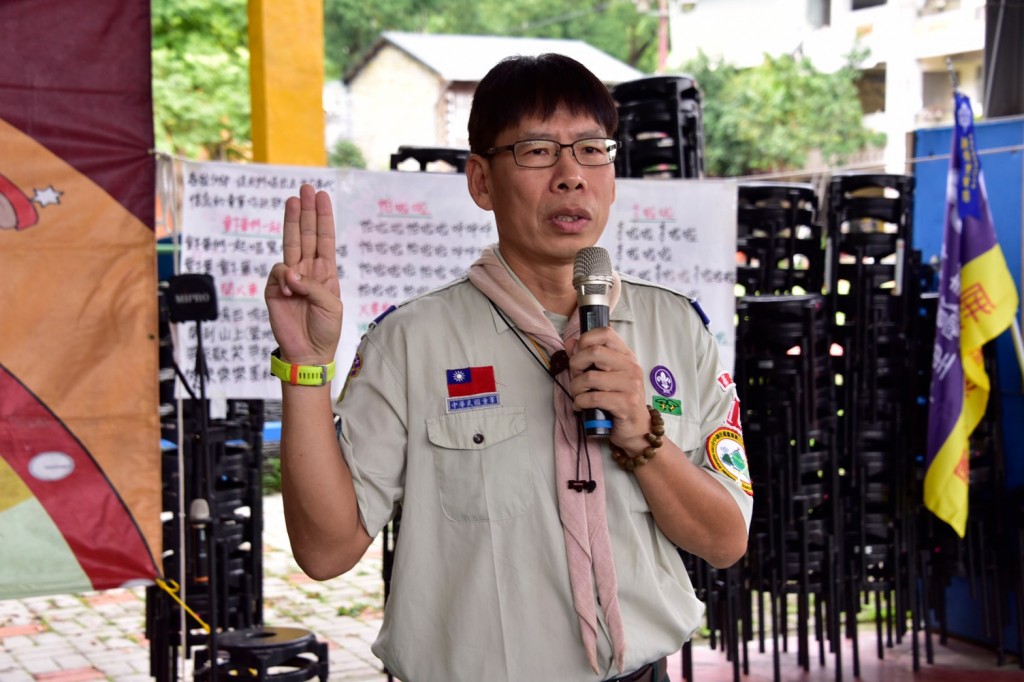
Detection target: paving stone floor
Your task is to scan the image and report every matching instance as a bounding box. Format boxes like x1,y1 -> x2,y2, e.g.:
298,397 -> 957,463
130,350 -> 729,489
1,494 -> 1019,681
0,493 -> 387,681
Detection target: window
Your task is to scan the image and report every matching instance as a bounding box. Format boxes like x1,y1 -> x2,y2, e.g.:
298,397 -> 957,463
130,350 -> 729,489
919,0 -> 961,15
922,71 -> 953,112
856,68 -> 886,114
808,0 -> 831,27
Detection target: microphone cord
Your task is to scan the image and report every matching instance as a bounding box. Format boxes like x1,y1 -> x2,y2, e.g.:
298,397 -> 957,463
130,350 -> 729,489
487,301 -> 596,493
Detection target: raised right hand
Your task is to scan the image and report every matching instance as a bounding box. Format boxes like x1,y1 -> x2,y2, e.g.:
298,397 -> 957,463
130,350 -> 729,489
265,183 -> 343,365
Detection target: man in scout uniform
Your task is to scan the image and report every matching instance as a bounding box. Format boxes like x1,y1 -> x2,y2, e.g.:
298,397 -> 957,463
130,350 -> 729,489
265,53 -> 752,682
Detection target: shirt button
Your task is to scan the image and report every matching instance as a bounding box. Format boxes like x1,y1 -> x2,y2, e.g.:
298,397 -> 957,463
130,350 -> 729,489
473,433 -> 485,444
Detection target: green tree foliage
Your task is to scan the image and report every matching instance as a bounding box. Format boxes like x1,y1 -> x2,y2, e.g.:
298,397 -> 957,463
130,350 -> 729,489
329,139 -> 368,168
323,0 -> 440,80
151,0 -> 877,176
324,0 -> 660,78
684,49 -> 886,177
152,0 -> 659,157
151,0 -> 251,160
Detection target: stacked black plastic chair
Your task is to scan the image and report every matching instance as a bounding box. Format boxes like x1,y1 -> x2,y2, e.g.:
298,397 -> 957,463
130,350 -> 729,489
968,346 -> 1018,667
737,182 -> 826,296
826,173 -> 917,676
717,168 -> 1021,679
147,288 -> 328,681
736,293 -> 841,681
612,75 -> 704,179
389,146 -> 468,173
148,296 -> 265,677
906,289 -> 943,672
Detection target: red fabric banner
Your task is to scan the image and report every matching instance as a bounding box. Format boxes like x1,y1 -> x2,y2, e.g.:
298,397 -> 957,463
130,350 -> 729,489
0,0 -> 160,598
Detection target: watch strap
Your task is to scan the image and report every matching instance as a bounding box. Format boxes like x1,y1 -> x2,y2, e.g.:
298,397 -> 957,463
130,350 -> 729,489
270,348 -> 335,386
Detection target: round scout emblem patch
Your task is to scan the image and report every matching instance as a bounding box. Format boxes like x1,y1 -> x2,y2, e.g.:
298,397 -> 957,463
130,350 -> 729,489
649,365 -> 676,397
706,427 -> 752,495
339,352 -> 363,403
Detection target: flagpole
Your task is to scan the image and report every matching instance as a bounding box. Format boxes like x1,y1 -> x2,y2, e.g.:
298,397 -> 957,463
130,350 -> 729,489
1011,318 -> 1024,386
946,57 -> 1024,387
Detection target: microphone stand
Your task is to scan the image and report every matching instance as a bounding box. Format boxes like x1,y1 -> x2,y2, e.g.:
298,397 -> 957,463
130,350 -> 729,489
193,321 -> 219,682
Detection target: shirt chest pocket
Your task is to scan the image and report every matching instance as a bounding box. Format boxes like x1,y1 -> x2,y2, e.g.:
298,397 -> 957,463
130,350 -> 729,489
426,407 -> 534,522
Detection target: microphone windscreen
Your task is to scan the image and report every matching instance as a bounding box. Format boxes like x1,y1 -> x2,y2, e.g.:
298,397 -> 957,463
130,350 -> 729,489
190,498 -> 211,524
573,247 -> 612,287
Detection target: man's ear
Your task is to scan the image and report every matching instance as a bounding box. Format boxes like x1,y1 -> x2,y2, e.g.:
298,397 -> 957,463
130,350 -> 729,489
466,154 -> 494,212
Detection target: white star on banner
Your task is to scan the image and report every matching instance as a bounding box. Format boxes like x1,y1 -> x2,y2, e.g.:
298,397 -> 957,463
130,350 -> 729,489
33,186 -> 63,207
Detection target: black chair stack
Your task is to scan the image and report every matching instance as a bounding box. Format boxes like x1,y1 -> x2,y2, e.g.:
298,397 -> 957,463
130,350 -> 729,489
612,75 -> 705,179
736,182 -> 825,297
826,173 -> 917,675
147,288 -> 328,681
735,294 -> 841,680
970,345 -> 1017,665
148,398 -> 274,679
389,146 -> 468,173
902,282 -> 938,673
689,181 -> 837,682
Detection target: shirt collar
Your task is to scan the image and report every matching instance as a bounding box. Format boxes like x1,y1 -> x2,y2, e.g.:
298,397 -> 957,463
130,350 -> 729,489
484,246 -> 634,332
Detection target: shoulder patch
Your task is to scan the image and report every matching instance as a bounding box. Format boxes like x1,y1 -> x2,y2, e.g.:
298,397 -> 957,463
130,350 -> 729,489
337,351 -> 362,404
706,427 -> 752,496
617,274 -> 710,327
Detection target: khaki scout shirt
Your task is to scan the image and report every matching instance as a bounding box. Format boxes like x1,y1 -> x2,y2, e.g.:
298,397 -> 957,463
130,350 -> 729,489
335,273 -> 753,682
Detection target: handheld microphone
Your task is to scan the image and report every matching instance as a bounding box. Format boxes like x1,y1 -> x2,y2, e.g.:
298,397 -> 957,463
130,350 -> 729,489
573,246 -> 614,437
189,498 -> 211,584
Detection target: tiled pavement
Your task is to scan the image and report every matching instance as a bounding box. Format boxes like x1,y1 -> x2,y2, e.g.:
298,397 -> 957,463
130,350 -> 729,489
0,493 -> 389,681
1,494 -> 1015,681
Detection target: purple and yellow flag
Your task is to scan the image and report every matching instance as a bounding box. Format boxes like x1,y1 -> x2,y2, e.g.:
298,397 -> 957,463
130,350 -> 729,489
924,92 -> 1019,537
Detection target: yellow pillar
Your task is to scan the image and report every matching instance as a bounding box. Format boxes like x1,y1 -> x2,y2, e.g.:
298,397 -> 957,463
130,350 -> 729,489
248,0 -> 326,166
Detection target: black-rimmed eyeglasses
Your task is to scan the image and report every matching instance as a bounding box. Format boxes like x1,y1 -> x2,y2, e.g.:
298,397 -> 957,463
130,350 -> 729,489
484,138 -> 619,168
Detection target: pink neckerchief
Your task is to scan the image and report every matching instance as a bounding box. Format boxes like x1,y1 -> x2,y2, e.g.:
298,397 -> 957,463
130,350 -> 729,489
467,245 -> 626,674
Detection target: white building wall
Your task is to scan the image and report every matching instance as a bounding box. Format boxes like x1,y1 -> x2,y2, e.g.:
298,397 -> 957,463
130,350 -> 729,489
323,80 -> 351,154
667,0 -> 986,172
670,0 -> 814,68
348,46 -> 445,170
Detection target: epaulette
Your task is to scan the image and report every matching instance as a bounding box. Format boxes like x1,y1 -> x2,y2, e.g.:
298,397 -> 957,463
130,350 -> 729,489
364,276 -> 469,334
690,298 -> 711,327
372,305 -> 396,326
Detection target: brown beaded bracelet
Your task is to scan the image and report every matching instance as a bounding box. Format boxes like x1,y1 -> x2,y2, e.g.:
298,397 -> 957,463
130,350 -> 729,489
609,406 -> 666,471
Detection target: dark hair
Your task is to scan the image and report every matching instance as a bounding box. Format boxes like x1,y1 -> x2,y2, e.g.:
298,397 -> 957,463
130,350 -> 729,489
467,53 -> 619,154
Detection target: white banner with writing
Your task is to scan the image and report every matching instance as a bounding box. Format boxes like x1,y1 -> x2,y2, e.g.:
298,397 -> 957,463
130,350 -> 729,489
177,160 -> 736,400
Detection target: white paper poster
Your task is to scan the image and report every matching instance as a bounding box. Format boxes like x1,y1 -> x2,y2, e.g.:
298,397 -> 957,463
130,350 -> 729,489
177,161 -> 340,399
177,161 -> 736,399
605,178 -> 737,370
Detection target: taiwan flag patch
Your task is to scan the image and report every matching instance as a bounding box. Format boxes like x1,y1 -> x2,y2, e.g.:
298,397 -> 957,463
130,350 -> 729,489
447,366 -> 496,396
446,366 -> 500,412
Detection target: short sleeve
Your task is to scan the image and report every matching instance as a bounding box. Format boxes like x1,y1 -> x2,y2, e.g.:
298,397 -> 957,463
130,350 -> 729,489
333,333 -> 407,537
692,319 -> 754,530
